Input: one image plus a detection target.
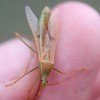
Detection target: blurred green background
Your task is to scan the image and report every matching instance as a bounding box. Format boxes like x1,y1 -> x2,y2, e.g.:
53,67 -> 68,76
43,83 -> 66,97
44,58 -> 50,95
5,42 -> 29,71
0,0 -> 100,43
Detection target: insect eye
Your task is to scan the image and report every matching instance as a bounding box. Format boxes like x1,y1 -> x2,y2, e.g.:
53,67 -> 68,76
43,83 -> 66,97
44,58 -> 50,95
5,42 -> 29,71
47,80 -> 48,83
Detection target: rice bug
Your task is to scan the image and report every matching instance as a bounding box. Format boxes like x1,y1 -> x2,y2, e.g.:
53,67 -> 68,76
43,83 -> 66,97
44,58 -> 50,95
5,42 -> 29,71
5,5 -> 93,100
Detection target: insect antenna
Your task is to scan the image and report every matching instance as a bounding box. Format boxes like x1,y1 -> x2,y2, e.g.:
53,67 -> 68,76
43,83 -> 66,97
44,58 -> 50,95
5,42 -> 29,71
14,32 -> 37,54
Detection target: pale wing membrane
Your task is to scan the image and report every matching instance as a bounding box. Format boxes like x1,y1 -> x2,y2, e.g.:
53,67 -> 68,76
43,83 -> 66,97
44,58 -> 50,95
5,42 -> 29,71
40,24 -> 50,60
42,22 -> 61,62
38,15 -> 51,59
25,6 -> 40,56
38,18 -> 46,58
42,30 -> 51,60
39,19 -> 51,60
48,16 -> 61,62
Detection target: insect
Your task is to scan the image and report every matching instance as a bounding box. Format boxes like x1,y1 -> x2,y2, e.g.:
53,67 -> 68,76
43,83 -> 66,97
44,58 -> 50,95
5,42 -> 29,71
6,5 -> 92,100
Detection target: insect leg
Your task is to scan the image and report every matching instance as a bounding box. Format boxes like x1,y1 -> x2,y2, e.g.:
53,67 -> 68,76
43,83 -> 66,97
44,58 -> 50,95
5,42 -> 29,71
53,68 -> 68,74
47,68 -> 93,86
15,32 -> 37,54
27,75 -> 41,100
47,79 -> 66,86
6,66 -> 38,87
53,67 -> 93,75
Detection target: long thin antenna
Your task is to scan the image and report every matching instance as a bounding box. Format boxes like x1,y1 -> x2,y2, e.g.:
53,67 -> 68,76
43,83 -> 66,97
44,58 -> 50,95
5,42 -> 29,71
15,32 -> 37,54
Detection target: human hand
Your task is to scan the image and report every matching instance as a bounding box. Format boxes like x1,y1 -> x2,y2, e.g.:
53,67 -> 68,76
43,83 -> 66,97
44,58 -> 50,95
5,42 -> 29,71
0,1 -> 100,100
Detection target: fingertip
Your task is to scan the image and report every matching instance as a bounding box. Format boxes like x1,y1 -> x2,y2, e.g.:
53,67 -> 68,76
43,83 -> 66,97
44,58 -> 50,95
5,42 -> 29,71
0,39 -> 40,100
0,39 -> 32,81
51,1 -> 100,70
40,2 -> 100,100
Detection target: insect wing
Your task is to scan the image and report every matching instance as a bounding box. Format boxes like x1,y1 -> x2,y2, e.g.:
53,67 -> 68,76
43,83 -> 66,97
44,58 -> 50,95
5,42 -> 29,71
25,6 -> 40,55
48,11 -> 61,62
25,5 -> 38,33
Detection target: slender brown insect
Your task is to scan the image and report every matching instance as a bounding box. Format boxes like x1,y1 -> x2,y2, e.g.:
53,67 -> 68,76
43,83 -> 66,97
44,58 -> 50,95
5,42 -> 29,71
6,5 -> 92,100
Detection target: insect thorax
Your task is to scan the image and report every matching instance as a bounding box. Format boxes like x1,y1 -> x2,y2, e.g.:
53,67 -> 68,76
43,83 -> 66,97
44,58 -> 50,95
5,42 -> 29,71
40,60 -> 54,87
41,60 -> 54,74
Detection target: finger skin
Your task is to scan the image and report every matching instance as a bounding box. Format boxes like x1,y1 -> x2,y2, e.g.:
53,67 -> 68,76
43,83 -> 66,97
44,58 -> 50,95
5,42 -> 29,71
37,2 -> 100,100
92,69 -> 100,100
0,39 -> 40,100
